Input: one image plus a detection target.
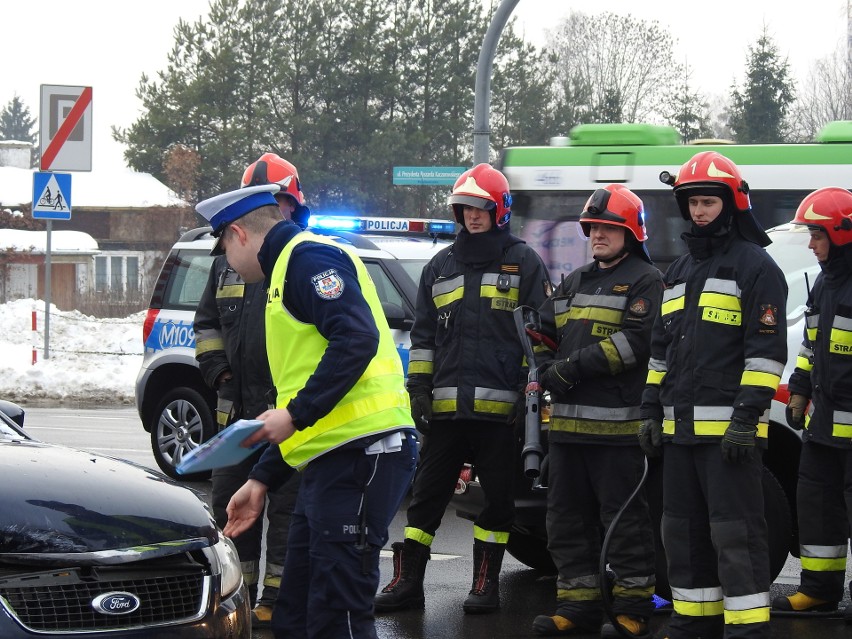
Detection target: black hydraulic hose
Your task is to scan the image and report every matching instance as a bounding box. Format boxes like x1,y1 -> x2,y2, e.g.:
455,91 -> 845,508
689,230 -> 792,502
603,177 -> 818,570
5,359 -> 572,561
598,455 -> 649,639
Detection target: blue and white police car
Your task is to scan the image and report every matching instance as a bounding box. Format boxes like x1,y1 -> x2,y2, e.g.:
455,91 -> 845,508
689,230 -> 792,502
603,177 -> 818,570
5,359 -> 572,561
135,216 -> 455,479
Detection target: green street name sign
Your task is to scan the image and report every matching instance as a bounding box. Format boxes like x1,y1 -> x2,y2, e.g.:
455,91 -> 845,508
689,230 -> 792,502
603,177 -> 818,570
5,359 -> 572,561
393,166 -> 465,185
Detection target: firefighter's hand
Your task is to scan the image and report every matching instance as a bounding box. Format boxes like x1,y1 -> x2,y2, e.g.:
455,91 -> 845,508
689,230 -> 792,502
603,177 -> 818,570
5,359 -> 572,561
638,418 -> 663,458
224,479 -> 267,538
507,393 -> 525,426
540,359 -> 575,397
409,391 -> 432,435
786,394 -> 807,430
721,418 -> 758,463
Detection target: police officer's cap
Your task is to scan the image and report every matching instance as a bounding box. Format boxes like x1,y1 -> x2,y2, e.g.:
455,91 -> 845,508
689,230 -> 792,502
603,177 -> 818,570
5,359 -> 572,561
196,183 -> 280,255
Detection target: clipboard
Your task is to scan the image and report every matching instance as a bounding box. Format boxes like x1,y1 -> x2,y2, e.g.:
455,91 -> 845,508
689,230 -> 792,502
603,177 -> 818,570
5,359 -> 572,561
176,419 -> 265,475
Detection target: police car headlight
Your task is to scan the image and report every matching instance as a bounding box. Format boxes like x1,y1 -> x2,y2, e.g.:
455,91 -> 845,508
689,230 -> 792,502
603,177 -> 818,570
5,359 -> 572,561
213,535 -> 243,598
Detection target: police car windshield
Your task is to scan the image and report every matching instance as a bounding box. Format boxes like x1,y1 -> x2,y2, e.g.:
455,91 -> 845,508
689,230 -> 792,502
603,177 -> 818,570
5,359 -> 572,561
398,259 -> 429,286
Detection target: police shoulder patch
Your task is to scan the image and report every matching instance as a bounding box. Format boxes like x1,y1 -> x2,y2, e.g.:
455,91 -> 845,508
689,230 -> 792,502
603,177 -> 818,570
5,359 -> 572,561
311,269 -> 345,300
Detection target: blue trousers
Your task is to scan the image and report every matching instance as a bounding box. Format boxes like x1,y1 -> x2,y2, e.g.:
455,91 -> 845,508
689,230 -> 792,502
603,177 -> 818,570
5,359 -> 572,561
272,431 -> 417,639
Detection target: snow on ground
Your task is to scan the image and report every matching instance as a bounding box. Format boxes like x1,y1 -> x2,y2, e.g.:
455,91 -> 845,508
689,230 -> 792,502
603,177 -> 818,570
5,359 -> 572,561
0,299 -> 144,405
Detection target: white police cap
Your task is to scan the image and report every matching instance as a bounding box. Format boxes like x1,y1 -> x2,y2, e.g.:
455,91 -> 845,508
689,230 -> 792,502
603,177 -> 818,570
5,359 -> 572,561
196,183 -> 280,255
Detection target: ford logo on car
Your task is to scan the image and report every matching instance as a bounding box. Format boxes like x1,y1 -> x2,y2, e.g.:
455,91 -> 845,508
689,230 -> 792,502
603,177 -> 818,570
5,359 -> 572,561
92,592 -> 141,615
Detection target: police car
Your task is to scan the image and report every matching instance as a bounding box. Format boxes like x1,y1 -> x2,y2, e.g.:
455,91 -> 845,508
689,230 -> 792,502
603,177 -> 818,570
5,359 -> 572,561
135,216 -> 455,480
451,223 -> 817,600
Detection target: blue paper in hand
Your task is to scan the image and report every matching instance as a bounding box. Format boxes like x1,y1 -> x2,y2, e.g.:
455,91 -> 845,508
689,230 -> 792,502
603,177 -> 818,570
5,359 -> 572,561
176,419 -> 265,475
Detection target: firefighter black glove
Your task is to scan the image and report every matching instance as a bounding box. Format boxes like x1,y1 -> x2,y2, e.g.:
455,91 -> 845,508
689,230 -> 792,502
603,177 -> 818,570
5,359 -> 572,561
540,359 -> 575,398
507,390 -> 526,426
409,391 -> 432,435
720,417 -> 758,463
786,394 -> 807,430
638,418 -> 663,458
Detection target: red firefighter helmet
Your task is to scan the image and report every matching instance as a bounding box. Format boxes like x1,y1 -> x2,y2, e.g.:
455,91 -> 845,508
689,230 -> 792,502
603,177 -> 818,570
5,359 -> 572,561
579,184 -> 648,242
792,187 -> 852,246
448,163 -> 512,229
241,153 -> 305,206
662,151 -> 751,220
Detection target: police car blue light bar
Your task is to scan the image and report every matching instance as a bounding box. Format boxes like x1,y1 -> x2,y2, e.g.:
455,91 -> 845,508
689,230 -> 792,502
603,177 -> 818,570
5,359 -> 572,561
308,215 -> 456,235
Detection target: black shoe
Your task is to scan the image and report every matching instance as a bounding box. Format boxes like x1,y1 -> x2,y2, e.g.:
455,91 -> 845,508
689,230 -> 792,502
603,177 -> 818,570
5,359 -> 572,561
374,540 -> 430,612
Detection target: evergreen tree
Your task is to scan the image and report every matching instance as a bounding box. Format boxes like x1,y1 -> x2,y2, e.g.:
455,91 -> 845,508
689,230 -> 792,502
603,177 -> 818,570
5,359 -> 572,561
665,65 -> 714,143
491,17 -> 560,149
0,95 -> 38,167
727,27 -> 796,143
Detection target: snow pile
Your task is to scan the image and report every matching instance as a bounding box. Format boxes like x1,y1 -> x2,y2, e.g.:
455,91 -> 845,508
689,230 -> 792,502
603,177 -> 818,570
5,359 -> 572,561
0,299 -> 145,404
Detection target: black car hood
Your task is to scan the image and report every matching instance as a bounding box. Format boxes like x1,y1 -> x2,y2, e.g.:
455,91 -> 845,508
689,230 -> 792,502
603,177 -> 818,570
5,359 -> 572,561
0,440 -> 217,561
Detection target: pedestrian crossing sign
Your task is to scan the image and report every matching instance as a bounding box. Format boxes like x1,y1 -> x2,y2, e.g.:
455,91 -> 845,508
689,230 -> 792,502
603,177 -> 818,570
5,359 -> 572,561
32,171 -> 72,220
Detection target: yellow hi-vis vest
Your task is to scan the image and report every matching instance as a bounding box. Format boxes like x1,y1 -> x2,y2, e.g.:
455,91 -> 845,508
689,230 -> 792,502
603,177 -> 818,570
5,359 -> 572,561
266,232 -> 413,467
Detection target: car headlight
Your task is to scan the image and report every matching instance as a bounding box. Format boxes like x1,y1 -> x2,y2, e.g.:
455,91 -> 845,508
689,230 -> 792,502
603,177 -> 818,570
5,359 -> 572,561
213,535 -> 243,599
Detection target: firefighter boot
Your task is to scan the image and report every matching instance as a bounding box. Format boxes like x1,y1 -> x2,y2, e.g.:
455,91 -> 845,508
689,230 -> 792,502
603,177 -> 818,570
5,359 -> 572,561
600,615 -> 651,639
771,591 -> 837,612
374,539 -> 430,612
462,540 -> 505,614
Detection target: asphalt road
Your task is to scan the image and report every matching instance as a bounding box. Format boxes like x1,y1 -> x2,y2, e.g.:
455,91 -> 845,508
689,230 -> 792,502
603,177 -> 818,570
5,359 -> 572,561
19,405 -> 852,639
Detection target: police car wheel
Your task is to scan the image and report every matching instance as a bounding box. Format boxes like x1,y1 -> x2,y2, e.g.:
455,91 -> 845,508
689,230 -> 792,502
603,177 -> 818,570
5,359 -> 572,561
150,386 -> 215,481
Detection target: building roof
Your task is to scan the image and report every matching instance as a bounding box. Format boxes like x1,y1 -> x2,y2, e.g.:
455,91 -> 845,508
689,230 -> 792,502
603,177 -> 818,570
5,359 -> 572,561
0,228 -> 99,254
0,166 -> 187,209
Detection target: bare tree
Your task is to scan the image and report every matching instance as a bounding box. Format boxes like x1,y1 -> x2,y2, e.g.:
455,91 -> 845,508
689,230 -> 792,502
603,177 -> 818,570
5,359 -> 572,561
789,43 -> 852,142
547,11 -> 684,126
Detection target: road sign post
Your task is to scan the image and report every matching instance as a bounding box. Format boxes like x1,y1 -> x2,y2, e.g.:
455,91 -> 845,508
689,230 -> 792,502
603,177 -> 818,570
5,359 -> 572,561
37,84 -> 92,359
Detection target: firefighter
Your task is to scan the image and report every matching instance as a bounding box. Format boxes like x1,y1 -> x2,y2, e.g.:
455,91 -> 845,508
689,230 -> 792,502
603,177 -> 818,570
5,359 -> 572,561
639,151 -> 787,639
531,185 -> 662,638
193,152 -> 308,628
374,163 -> 551,614
196,183 -> 418,639
772,187 -> 852,615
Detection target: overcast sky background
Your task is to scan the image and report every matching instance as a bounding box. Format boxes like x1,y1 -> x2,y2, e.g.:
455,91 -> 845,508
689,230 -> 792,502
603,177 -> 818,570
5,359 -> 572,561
2,0 -> 848,171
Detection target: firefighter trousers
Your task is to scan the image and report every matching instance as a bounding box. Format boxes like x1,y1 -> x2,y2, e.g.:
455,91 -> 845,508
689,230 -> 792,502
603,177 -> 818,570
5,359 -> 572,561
796,440 -> 852,602
545,442 -> 656,628
662,443 -> 770,639
405,419 -> 515,543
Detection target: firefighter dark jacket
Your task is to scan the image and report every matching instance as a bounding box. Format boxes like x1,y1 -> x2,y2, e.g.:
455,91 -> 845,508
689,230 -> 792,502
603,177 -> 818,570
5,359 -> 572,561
540,253 -> 664,445
406,229 -> 550,422
641,228 -> 788,445
788,256 -> 852,448
194,255 -> 273,423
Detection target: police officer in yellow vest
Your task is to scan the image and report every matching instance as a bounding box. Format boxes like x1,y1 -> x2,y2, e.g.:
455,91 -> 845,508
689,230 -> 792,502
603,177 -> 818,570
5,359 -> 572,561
196,183 -> 418,639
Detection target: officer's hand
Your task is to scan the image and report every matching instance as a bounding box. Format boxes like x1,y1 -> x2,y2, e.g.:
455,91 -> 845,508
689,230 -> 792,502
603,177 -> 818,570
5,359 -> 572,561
410,392 -> 432,435
638,418 -> 663,458
786,394 -> 808,430
224,479 -> 267,539
540,359 -> 575,397
247,408 -> 295,446
721,418 -> 758,463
